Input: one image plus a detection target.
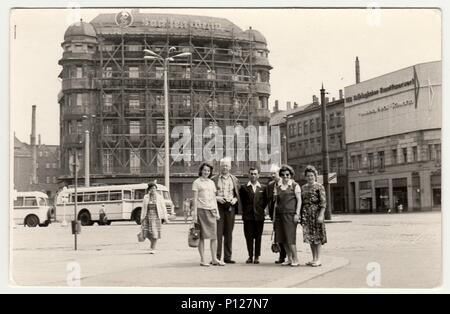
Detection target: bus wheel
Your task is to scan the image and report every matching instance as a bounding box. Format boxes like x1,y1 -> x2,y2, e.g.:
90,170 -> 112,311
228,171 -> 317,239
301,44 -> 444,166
78,211 -> 93,226
132,208 -> 141,225
25,215 -> 39,228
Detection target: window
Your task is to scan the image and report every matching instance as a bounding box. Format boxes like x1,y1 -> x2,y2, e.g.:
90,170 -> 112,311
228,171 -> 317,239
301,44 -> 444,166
378,151 -> 385,169
46,163 -> 50,169
24,197 -> 37,206
84,192 -> 96,202
39,151 -> 43,157
435,144 -> 441,161
304,139 -> 309,151
102,44 -> 115,52
76,94 -> 83,106
298,142 -> 303,155
53,177 -> 57,184
402,148 -> 408,163
310,119 -> 315,133
46,176 -> 50,184
331,159 -> 337,172
392,149 -> 397,165
336,112 -> 342,127
129,67 -> 139,78
123,190 -> 132,200
130,150 -> 141,174
359,181 -> 372,190
351,155 -> 356,170
103,66 -> 113,78
304,121 -> 308,135
330,135 -> 335,147
53,163 -> 58,168
357,154 -> 362,169
310,139 -> 315,152
14,197 -> 24,207
110,191 -> 122,201
156,67 -> 164,79
412,146 -> 418,162
103,94 -> 113,112
297,122 -> 302,136
428,144 -> 434,160
129,98 -> 140,113
337,134 -> 343,149
128,44 -> 142,51
329,113 -> 335,128
156,120 -> 165,139
184,67 -> 191,79
368,153 -> 374,171
317,137 -> 321,151
103,150 -> 113,174
183,95 -> 191,108
316,118 -> 321,132
76,67 -> 83,78
97,193 -> 108,202
207,70 -> 216,80
288,124 -> 294,137
130,121 -> 140,140
77,121 -> 83,135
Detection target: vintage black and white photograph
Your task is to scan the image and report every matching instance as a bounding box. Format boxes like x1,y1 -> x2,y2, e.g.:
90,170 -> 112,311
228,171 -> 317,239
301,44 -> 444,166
9,4 -> 443,290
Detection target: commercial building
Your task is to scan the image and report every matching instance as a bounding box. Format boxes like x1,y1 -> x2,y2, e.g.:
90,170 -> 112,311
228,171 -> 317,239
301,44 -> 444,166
58,10 -> 272,213
345,61 -> 441,212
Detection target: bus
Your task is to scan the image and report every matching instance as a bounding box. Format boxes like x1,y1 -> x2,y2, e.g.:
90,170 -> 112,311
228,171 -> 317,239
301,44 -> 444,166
13,191 -> 52,227
54,183 -> 175,226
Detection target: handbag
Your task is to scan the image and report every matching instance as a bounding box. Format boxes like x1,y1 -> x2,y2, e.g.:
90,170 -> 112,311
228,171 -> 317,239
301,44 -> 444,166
188,222 -> 201,248
271,231 -> 280,253
137,231 -> 145,242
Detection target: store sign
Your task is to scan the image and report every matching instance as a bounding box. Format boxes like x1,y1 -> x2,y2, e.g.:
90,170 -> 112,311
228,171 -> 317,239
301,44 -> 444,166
358,99 -> 414,117
346,78 -> 415,104
142,18 -> 222,30
317,173 -> 337,184
359,189 -> 372,198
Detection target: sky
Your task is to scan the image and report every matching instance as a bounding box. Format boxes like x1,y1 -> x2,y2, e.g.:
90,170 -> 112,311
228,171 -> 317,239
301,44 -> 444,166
10,7 -> 441,145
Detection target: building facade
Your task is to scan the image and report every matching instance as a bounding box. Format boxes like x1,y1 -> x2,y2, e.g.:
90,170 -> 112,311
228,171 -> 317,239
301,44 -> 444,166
286,96 -> 348,213
58,11 -> 272,213
13,136 -> 61,203
345,61 -> 441,213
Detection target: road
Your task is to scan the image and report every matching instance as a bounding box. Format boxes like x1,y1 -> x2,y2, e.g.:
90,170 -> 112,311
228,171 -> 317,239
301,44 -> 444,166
10,212 -> 441,289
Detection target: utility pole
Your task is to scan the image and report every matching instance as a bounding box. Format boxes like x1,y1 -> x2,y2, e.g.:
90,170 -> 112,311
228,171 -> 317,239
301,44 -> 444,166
320,84 -> 332,220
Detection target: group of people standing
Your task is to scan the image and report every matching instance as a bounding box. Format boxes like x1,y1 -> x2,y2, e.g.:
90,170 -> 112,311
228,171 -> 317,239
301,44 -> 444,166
138,157 -> 327,268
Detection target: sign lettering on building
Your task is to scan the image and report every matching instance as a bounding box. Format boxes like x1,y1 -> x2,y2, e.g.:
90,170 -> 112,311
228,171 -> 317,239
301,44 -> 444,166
358,99 -> 414,117
347,78 -> 415,103
142,18 -> 222,30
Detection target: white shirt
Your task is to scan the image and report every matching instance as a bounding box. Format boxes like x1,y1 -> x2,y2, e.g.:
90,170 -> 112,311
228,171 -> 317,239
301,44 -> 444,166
247,181 -> 261,193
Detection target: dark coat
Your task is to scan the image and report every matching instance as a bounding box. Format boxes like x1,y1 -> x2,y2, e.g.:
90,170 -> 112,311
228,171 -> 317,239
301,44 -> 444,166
267,180 -> 278,220
239,183 -> 268,221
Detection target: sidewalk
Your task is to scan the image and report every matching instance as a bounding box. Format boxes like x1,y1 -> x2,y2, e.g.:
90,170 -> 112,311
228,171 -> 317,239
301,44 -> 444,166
11,222 -> 349,288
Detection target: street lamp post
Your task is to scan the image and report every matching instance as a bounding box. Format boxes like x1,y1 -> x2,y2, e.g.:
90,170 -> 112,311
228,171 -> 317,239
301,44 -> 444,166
82,114 -> 95,187
144,47 -> 191,191
320,84 -> 332,220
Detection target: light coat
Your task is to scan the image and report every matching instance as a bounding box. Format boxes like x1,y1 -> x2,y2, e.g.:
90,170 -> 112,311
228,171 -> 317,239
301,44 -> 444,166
140,193 -> 169,222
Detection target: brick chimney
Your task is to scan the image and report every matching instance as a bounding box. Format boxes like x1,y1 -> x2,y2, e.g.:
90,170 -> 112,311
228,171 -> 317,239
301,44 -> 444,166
355,56 -> 360,84
286,101 -> 292,111
294,102 -> 298,109
339,89 -> 343,99
274,100 -> 279,112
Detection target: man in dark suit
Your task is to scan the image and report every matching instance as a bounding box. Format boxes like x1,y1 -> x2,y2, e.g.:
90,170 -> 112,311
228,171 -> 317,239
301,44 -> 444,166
240,167 -> 268,264
211,157 -> 242,263
267,164 -> 287,264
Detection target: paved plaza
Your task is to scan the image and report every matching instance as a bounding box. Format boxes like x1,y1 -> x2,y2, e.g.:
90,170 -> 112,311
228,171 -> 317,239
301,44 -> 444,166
10,212 -> 441,289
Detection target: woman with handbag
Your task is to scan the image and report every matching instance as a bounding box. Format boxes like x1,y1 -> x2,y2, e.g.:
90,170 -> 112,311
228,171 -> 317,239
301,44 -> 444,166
139,183 -> 169,254
274,165 -> 302,267
192,163 -> 225,267
300,165 -> 327,267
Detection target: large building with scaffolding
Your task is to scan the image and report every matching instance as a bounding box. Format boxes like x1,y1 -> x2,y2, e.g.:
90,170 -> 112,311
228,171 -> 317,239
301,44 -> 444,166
58,10 -> 272,212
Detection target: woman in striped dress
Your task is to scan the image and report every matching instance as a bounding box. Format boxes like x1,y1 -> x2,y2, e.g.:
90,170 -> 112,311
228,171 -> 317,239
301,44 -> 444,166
140,183 -> 169,254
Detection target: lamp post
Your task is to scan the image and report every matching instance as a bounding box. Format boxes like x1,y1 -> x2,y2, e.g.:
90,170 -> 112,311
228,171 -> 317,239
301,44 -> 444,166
82,114 -> 96,187
320,84 -> 332,220
144,47 -> 191,191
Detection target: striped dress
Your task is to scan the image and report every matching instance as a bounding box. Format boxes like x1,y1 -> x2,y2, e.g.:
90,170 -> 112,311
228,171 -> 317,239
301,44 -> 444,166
141,196 -> 161,240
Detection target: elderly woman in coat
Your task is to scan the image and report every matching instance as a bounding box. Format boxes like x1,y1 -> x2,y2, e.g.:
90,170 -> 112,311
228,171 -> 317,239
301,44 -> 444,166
139,182 -> 169,254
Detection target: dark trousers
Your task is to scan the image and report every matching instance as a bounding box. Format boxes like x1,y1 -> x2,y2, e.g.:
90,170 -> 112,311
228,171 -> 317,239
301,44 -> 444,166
279,242 -> 287,261
216,204 -> 235,261
243,220 -> 264,258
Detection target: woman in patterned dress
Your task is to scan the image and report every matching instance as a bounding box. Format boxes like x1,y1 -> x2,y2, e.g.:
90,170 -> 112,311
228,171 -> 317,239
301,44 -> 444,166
301,165 -> 327,267
140,183 -> 169,254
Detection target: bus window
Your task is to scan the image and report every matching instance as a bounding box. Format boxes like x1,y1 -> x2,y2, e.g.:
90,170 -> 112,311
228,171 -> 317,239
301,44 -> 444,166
24,197 -> 38,206
38,197 -> 47,206
110,191 -> 122,201
97,193 -> 108,202
14,197 -> 24,207
123,190 -> 131,200
134,189 -> 145,200
84,192 -> 96,202
70,194 -> 83,203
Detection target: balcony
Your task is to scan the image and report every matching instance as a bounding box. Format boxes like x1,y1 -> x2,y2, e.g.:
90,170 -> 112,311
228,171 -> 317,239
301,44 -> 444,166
234,82 -> 250,93
62,106 -> 88,117
62,78 -> 95,91
254,108 -> 271,121
252,82 -> 271,94
252,56 -> 272,68
63,134 -> 83,146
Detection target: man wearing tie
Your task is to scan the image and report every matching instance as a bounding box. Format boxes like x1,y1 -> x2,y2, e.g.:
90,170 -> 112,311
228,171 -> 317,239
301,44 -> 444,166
240,167 -> 268,264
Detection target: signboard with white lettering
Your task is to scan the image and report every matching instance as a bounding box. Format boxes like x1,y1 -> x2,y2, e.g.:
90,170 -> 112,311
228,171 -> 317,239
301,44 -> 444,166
344,61 -> 441,144
316,173 -> 337,184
